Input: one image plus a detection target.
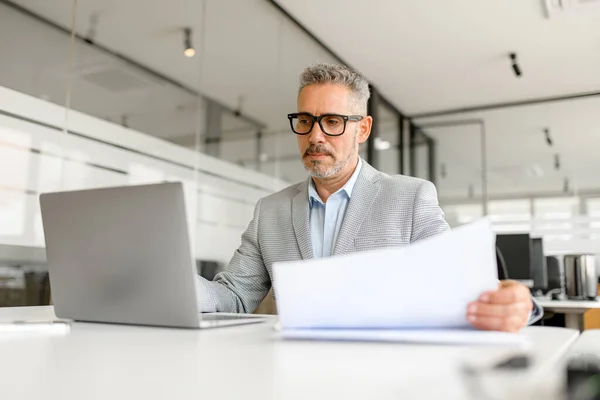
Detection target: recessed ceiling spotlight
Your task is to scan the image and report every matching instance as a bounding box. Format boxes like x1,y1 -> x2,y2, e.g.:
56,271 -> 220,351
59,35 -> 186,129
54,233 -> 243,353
183,27 -> 195,58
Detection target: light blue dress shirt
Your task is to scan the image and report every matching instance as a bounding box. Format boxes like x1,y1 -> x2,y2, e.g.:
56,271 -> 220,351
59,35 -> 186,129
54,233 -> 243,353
308,158 -> 363,258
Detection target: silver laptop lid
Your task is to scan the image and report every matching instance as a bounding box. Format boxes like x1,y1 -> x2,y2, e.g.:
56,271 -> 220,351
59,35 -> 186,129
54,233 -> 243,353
40,182 -> 202,328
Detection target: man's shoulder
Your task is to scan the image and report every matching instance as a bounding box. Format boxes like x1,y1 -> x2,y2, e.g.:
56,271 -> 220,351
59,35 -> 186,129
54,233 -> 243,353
360,161 -> 429,192
258,180 -> 304,207
375,170 -> 430,194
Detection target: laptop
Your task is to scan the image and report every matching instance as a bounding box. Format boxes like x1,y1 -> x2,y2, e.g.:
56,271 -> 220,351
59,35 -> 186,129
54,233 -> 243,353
39,182 -> 265,328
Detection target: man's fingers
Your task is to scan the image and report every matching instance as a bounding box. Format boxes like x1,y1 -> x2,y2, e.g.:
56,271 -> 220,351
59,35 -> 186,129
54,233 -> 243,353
468,281 -> 533,332
467,301 -> 530,318
479,284 -> 531,305
467,314 -> 524,333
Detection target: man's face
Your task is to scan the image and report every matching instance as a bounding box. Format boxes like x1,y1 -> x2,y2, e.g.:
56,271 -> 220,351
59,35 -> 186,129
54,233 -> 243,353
296,83 -> 371,179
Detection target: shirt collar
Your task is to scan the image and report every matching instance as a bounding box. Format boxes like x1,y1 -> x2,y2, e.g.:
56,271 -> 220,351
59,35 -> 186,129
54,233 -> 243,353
308,157 -> 363,207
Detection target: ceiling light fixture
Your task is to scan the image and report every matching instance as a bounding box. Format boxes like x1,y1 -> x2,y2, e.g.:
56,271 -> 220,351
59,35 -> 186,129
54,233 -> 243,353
440,163 -> 447,178
563,177 -> 570,193
554,154 -> 560,170
544,128 -> 553,146
509,53 -> 522,78
374,137 -> 391,151
529,164 -> 544,178
84,13 -> 99,45
183,27 -> 195,58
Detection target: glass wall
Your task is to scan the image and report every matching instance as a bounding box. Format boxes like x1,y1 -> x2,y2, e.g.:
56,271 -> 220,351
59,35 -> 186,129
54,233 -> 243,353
377,102 -> 401,175
0,0 -> 350,307
4,0 -> 598,308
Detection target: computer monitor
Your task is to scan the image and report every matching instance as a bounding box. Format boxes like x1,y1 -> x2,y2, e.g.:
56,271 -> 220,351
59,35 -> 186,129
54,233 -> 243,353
530,238 -> 548,292
546,256 -> 562,291
496,234 -> 532,285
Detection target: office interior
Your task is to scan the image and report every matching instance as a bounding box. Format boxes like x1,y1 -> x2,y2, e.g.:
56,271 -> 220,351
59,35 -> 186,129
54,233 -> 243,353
1,1 -> 600,395
1,0 -> 600,311
3,0 -> 599,314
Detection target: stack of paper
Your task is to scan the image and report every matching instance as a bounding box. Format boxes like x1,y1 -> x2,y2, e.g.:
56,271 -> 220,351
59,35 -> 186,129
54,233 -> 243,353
273,219 -> 527,346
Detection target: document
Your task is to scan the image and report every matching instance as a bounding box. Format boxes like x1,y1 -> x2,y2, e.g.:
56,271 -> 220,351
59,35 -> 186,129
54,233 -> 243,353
278,328 -> 528,346
272,219 -> 520,344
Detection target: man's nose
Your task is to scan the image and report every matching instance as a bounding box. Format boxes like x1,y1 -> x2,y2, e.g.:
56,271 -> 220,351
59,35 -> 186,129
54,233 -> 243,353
308,122 -> 326,143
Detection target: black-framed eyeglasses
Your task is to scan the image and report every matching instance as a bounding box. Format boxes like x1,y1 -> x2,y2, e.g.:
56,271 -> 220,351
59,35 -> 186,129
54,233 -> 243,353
287,113 -> 364,136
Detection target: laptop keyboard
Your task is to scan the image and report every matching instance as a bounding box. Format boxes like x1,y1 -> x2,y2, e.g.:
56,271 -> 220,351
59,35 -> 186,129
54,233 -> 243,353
202,314 -> 264,321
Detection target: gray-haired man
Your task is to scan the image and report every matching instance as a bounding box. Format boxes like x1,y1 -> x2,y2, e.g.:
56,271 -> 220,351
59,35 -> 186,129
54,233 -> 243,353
199,63 -> 542,332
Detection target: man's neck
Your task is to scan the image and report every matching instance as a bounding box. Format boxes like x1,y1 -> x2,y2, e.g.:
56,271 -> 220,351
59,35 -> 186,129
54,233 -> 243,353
312,157 -> 359,203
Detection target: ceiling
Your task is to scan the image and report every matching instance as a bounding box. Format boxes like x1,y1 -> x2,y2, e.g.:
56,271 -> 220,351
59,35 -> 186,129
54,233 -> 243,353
276,0 -> 600,114
2,0 -> 600,201
275,0 -> 600,199
5,0 -> 339,132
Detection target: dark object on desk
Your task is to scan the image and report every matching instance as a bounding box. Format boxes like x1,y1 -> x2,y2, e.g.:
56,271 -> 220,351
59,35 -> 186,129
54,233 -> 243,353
493,354 -> 530,370
496,233 -> 532,282
496,234 -> 549,292
565,254 -> 598,300
531,238 -> 548,292
547,256 -> 564,292
495,246 -> 508,280
551,291 -> 568,301
567,353 -> 600,400
461,353 -> 532,400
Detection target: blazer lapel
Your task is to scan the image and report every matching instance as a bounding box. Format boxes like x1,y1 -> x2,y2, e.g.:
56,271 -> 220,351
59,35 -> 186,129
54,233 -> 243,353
333,163 -> 381,256
292,180 -> 314,260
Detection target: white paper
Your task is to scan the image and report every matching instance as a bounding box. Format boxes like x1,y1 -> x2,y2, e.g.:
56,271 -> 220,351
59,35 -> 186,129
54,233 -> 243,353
273,219 -> 499,330
279,328 -> 528,347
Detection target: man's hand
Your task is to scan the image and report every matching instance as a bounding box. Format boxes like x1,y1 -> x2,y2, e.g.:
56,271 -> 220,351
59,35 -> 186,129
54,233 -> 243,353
467,280 -> 533,332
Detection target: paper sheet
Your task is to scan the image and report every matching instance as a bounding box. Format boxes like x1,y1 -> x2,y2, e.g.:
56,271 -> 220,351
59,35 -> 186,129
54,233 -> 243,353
278,328 -> 528,347
273,219 -> 499,331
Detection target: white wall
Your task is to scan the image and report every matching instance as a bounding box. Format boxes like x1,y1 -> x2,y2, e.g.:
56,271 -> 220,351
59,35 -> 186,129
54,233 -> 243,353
0,86 -> 290,263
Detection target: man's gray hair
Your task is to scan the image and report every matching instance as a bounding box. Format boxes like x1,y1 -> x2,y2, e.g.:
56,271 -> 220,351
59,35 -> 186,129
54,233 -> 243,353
299,63 -> 370,115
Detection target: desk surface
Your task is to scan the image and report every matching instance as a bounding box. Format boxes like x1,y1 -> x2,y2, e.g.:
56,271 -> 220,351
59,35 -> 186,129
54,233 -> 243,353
0,306 -> 580,400
566,329 -> 600,356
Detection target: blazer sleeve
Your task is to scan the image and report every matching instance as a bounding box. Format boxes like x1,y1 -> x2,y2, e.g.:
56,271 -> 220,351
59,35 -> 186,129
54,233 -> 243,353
410,180 -> 451,243
197,199 -> 271,313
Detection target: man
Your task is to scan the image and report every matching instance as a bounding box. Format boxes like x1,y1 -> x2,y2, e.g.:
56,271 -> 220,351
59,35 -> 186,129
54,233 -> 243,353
199,63 -> 542,332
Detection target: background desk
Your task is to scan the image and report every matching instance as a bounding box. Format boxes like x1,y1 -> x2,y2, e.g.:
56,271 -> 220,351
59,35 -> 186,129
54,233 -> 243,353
566,329 -> 600,356
0,306 -> 580,400
536,298 -> 600,331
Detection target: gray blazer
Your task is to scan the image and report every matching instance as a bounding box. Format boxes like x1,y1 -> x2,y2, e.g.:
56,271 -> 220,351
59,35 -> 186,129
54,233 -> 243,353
200,161 -> 450,313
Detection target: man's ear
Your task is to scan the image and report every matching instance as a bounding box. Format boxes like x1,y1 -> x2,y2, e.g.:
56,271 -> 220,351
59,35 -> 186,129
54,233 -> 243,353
357,116 -> 373,144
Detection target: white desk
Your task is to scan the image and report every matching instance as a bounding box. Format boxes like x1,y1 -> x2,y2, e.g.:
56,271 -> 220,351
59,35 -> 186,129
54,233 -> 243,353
536,297 -> 600,331
566,329 -> 600,357
0,306 -> 581,400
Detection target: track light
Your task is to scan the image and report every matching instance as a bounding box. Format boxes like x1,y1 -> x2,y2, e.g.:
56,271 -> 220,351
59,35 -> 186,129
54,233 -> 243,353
510,53 -> 522,78
440,163 -> 447,178
84,13 -> 99,45
544,128 -> 553,146
554,154 -> 560,171
374,137 -> 391,151
183,27 -> 195,58
563,177 -> 570,193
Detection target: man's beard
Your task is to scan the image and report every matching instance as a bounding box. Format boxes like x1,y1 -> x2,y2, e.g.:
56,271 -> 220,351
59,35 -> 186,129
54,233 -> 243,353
302,131 -> 358,179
